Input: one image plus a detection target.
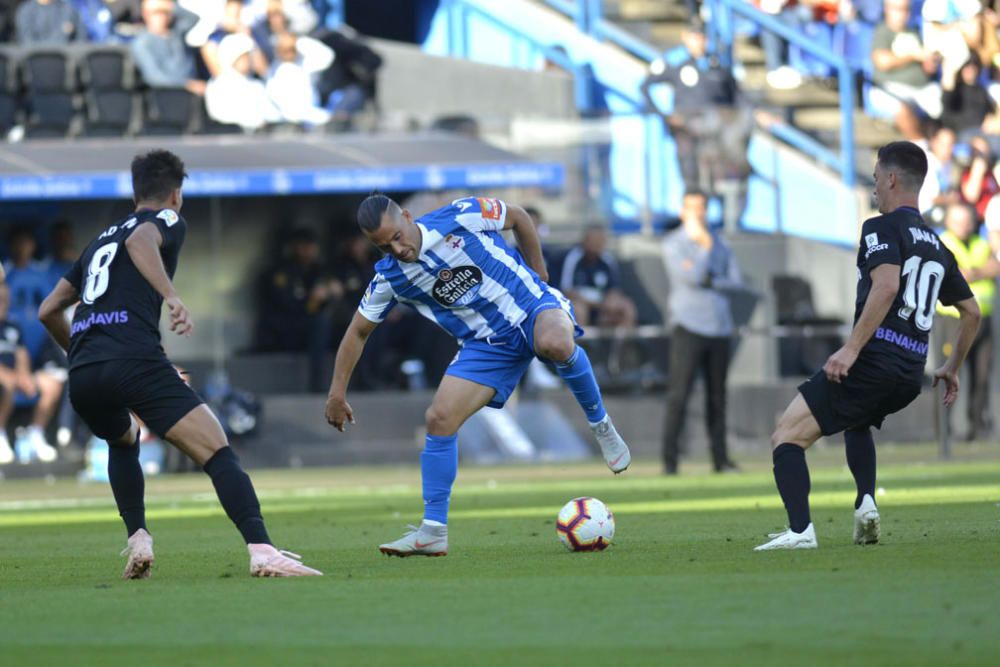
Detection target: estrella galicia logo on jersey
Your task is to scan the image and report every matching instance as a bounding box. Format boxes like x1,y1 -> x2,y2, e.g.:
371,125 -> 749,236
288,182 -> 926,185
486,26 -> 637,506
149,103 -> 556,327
157,209 -> 179,227
70,310 -> 129,336
476,198 -> 502,221
864,232 -> 888,259
432,266 -> 482,307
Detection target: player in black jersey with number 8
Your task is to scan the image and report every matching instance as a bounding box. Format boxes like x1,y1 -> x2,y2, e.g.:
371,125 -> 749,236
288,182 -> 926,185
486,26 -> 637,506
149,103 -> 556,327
755,141 -> 982,551
39,150 -> 321,578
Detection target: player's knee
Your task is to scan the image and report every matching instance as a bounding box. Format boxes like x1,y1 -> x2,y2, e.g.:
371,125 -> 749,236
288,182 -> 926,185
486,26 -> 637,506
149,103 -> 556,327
425,405 -> 456,435
535,332 -> 575,363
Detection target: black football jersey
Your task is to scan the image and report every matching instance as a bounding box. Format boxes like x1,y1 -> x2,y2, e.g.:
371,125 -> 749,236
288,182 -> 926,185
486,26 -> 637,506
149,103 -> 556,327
855,207 -> 973,371
63,208 -> 187,369
0,320 -> 24,368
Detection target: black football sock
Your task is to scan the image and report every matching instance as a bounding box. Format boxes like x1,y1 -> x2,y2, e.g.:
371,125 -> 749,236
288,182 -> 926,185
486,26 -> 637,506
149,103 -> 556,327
772,443 -> 811,533
844,429 -> 877,509
108,433 -> 146,537
203,447 -> 271,545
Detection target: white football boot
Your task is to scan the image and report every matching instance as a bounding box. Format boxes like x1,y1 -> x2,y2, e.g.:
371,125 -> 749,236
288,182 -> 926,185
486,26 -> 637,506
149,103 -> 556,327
853,494 -> 881,545
590,416 -> 631,474
121,528 -> 154,579
379,522 -> 448,557
754,523 -> 818,551
248,544 -> 323,577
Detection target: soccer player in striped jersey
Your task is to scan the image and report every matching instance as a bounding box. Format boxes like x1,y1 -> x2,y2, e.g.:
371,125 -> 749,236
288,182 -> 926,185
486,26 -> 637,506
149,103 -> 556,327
325,194 -> 631,557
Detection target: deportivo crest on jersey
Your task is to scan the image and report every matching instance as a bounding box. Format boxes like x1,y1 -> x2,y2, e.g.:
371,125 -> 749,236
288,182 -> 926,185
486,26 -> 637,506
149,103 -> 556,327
432,266 -> 482,307
477,198 -> 502,221
444,234 -> 463,250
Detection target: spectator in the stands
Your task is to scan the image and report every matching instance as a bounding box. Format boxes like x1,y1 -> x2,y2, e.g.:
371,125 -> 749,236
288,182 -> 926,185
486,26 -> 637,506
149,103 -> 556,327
205,32 -> 280,130
245,0 -> 317,37
0,0 -> 19,42
921,0 -> 983,83
524,206 -> 559,280
920,124 -> 961,220
266,31 -> 334,126
942,53 -> 997,137
70,0 -> 113,41
641,17 -> 751,194
960,134 -> 1000,221
131,0 -> 205,95
756,0 -> 815,91
314,25 -> 383,129
560,226 -> 637,330
870,0 -> 944,121
15,0 -> 87,44
0,283 -> 38,465
201,0 -> 268,79
254,227 -> 336,354
104,0 -> 143,37
42,220 -> 77,286
329,233 -> 375,350
2,227 -> 63,464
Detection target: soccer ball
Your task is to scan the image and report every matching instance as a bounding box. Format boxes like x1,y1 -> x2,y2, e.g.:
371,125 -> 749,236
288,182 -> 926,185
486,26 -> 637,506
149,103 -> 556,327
556,497 -> 614,552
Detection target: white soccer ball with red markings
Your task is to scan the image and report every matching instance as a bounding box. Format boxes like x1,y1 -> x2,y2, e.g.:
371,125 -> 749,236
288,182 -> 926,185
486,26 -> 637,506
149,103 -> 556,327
556,497 -> 614,552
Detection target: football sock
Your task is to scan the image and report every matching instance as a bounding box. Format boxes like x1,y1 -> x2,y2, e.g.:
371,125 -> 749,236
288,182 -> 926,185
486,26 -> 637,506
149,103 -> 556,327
203,447 -> 271,545
108,433 -> 146,537
844,429 -> 877,509
422,434 -> 458,524
553,346 -> 607,424
772,443 -> 811,533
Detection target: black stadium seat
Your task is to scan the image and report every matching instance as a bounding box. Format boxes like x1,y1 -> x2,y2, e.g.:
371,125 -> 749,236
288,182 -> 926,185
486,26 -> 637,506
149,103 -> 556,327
22,50 -> 75,93
80,47 -> 136,136
80,48 -> 133,91
142,87 -> 198,135
25,91 -> 77,138
0,51 -> 18,133
84,89 -> 134,137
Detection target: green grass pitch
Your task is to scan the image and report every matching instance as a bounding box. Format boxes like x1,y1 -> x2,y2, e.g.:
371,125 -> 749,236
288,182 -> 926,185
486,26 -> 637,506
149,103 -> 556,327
1,444 -> 998,667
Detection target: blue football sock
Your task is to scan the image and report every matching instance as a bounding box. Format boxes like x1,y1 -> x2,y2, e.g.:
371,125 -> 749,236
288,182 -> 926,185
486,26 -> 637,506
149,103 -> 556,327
553,346 -> 607,424
421,434 -> 458,524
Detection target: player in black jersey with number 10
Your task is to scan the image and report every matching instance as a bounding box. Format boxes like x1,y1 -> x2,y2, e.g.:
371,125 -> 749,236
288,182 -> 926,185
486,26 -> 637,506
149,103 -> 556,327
38,150 -> 321,578
755,141 -> 982,551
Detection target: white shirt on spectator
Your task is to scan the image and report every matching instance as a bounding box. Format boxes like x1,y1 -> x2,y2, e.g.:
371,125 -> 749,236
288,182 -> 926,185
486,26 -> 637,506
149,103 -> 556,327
245,0 -> 318,35
206,33 -> 281,130
266,36 -> 334,125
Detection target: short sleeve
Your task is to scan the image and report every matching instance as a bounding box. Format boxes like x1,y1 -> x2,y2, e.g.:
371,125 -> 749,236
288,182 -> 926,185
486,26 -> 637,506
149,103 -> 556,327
452,197 -> 507,233
985,195 -> 1000,231
152,209 -> 187,251
63,257 -> 83,291
859,218 -> 902,273
358,272 -> 397,323
938,248 -> 975,307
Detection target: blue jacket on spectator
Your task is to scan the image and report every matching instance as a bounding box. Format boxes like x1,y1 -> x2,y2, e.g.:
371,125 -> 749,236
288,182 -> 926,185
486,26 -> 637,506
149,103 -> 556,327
15,0 -> 86,44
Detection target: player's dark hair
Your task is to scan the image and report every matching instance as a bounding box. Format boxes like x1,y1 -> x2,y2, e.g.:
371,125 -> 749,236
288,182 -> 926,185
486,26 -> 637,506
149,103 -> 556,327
131,150 -> 187,203
357,193 -> 397,233
877,141 -> 928,191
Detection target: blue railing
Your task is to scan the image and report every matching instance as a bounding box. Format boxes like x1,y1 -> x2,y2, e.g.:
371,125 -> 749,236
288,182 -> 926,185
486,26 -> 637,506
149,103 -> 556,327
708,0 -> 856,186
544,0 -> 859,187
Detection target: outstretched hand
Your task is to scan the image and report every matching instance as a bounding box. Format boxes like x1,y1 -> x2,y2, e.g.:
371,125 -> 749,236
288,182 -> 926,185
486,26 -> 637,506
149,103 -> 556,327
166,296 -> 193,337
932,364 -> 960,407
325,394 -> 355,432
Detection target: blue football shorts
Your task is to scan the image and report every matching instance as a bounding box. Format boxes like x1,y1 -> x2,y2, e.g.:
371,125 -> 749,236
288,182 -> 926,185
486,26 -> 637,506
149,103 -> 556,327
444,292 -> 583,408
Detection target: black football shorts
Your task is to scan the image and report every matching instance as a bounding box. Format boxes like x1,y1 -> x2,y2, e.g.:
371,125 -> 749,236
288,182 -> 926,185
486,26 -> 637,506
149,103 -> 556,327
69,357 -> 203,440
798,359 -> 922,436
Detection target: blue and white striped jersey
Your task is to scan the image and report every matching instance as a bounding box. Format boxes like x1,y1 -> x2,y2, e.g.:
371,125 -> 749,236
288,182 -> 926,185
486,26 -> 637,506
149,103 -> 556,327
358,197 -> 569,341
